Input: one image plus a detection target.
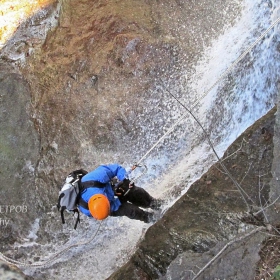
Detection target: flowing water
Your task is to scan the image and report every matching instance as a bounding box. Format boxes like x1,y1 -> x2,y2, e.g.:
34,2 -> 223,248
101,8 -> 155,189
9,0 -> 280,279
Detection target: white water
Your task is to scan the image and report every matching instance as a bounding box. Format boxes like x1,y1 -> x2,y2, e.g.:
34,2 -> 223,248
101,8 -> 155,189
15,0 -> 280,279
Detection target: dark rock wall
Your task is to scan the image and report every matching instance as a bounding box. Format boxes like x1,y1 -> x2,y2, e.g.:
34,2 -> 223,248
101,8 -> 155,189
0,67 -> 40,242
0,0 -> 61,241
268,85 -> 280,223
108,107 -> 276,279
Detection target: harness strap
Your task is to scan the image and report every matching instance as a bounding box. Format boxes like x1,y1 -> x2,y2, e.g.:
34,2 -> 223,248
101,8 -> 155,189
57,193 -> 65,210
77,196 -> 89,210
77,180 -> 107,211
73,209 -> 80,230
60,206 -> 66,224
80,180 -> 107,189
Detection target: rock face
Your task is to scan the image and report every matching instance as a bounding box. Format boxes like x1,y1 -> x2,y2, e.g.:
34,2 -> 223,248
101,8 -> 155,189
108,107 -> 277,279
0,0 -> 61,242
1,0 -> 279,279
0,0 -> 242,242
0,66 -> 40,243
268,90 -> 280,223
0,260 -> 33,280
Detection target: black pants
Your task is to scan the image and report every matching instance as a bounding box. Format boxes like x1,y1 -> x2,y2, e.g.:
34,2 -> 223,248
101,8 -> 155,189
111,186 -> 156,223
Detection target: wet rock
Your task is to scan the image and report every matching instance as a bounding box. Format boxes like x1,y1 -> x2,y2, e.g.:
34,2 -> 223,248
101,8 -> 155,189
108,107 -> 277,279
267,90 -> 280,223
0,0 -> 274,279
0,69 -> 40,240
0,260 -> 33,280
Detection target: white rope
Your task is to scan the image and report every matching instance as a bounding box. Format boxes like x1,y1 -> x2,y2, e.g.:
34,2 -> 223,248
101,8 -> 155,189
130,164 -> 148,183
136,16 -> 280,166
0,221 -> 103,268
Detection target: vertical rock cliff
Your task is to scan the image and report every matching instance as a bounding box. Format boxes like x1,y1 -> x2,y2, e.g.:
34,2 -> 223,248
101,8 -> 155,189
1,0 -> 279,279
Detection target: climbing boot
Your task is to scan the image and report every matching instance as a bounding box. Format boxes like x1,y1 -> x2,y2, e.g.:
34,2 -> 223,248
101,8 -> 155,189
149,198 -> 164,210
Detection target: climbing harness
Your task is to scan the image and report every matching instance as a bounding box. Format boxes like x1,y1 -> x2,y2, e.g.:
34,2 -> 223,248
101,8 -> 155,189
1,14 -> 279,271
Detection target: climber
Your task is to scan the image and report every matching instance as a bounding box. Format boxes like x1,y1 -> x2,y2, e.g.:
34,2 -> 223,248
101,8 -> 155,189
78,163 -> 162,223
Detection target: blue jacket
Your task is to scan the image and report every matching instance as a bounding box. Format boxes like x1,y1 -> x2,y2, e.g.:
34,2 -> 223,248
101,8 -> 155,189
78,164 -> 128,217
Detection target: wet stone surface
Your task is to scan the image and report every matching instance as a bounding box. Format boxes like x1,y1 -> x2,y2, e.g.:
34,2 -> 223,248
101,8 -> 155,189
108,107 -> 277,279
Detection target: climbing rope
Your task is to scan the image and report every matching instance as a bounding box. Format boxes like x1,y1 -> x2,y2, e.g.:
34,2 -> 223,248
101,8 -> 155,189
166,89 -> 253,212
135,16 -> 280,166
130,164 -> 148,183
0,221 -> 103,268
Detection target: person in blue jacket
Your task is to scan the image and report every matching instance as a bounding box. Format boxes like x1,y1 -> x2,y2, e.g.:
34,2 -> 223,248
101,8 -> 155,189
78,163 -> 161,223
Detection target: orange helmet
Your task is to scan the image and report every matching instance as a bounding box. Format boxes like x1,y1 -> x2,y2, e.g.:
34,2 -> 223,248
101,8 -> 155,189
88,194 -> 110,220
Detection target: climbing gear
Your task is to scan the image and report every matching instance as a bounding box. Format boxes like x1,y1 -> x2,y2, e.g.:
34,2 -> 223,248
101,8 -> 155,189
57,169 -> 107,229
111,164 -> 146,197
114,178 -> 134,197
88,194 -> 110,220
114,164 -> 147,197
129,164 -> 148,183
57,169 -> 88,229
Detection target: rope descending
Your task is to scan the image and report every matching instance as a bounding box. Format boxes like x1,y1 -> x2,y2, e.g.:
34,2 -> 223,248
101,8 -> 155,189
135,16 -> 280,166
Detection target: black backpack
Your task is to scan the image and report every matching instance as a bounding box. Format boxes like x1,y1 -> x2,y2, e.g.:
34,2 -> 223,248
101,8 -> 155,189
57,169 -> 108,229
